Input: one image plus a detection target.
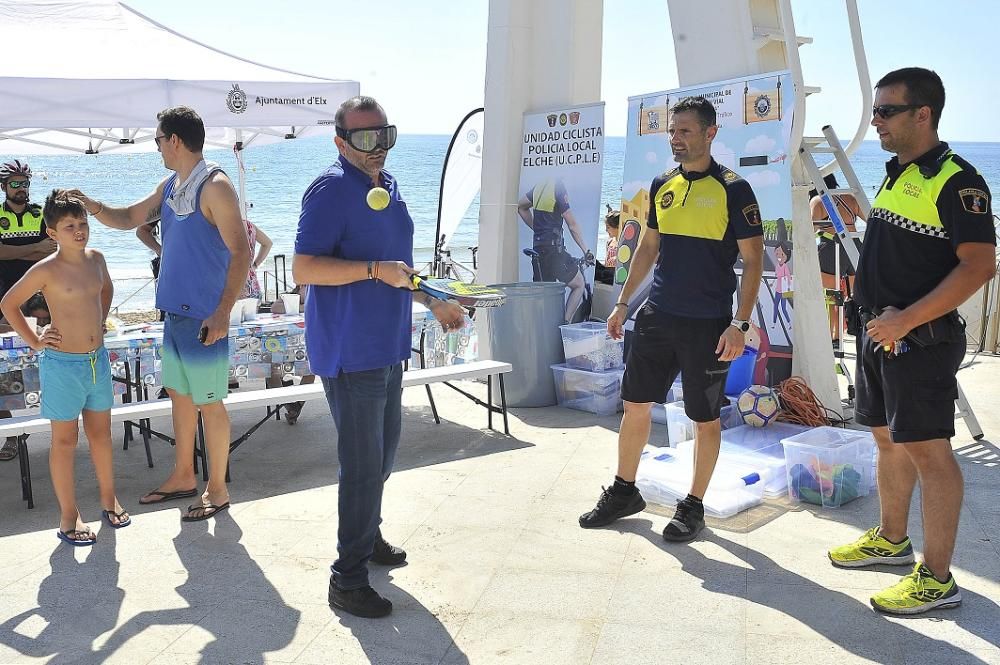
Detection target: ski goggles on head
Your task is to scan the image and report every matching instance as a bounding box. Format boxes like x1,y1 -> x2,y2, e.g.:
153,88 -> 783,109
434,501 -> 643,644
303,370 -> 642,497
335,125 -> 397,153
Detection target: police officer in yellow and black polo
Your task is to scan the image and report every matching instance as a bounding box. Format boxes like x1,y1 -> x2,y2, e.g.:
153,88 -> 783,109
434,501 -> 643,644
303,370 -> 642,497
827,68 -> 996,616
0,160 -> 56,298
0,160 -> 57,462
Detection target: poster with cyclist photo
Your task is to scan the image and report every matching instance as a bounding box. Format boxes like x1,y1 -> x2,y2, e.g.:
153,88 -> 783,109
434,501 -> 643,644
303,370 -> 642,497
516,102 -> 605,324
620,71 -> 795,386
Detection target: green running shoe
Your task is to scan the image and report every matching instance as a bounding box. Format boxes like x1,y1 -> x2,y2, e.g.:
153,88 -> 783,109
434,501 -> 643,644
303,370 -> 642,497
870,563 -> 962,615
828,526 -> 915,568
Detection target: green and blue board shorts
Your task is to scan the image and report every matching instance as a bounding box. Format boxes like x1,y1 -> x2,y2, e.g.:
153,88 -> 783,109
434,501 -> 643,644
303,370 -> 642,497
161,313 -> 229,404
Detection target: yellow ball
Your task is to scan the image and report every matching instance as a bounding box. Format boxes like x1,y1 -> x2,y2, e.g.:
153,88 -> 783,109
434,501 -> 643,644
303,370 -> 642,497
367,187 -> 390,211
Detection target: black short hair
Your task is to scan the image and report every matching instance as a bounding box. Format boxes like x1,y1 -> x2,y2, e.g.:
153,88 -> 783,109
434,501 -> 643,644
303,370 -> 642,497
605,208 -> 621,229
670,96 -> 716,128
21,292 -> 48,316
335,96 -> 385,128
808,173 -> 839,199
156,106 -> 206,152
875,67 -> 945,129
42,189 -> 88,229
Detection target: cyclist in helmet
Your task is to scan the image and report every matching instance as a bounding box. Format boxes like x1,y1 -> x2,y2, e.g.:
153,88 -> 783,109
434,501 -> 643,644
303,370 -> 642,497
0,160 -> 57,298
0,161 -> 56,462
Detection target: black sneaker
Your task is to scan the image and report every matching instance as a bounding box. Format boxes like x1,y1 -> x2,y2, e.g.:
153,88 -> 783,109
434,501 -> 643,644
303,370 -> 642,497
579,486 -> 646,529
371,533 -> 407,566
662,497 -> 705,542
328,579 -> 392,618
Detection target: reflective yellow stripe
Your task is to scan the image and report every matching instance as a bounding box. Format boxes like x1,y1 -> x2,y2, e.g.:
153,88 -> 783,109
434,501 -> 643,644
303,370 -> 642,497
0,208 -> 44,236
872,154 -> 963,232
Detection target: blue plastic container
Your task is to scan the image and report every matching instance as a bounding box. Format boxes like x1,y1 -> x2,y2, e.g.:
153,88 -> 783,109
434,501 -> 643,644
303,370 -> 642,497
724,346 -> 757,396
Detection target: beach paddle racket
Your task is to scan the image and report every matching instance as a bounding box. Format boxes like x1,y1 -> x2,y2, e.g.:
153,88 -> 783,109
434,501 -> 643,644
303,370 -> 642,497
409,276 -> 506,308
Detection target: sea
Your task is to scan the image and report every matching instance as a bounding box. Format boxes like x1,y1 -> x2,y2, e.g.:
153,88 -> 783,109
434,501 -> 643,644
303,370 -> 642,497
13,136 -> 999,312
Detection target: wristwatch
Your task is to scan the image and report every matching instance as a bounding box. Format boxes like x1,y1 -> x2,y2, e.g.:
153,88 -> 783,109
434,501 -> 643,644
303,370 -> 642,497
731,318 -> 750,333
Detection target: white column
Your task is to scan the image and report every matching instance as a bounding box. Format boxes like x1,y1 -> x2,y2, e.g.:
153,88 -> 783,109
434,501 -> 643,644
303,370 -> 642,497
477,0 -> 603,356
478,0 -> 603,287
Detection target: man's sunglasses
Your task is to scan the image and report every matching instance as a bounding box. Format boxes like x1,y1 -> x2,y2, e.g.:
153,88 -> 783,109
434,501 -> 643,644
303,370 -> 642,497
872,104 -> 924,119
335,125 -> 397,153
6,180 -> 29,189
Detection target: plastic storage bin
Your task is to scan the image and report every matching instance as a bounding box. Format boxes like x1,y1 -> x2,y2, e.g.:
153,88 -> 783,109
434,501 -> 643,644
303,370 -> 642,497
781,427 -> 875,508
559,322 -> 625,372
664,397 -> 740,446
636,446 -> 766,518
551,363 -> 624,416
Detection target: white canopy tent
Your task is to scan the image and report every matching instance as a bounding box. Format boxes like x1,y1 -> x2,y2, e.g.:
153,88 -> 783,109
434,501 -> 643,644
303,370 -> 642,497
0,0 -> 359,209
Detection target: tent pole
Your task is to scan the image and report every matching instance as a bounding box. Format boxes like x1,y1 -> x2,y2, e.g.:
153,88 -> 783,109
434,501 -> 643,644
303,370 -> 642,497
234,129 -> 249,220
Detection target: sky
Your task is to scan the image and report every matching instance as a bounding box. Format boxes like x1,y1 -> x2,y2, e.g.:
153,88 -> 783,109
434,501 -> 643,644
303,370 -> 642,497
124,0 -> 999,141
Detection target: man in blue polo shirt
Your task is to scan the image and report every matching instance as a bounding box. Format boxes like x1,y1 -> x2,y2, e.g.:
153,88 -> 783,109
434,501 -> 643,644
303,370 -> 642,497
293,96 -> 465,619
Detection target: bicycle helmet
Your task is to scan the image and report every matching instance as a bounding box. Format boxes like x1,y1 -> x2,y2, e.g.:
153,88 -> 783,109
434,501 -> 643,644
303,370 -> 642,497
0,159 -> 31,183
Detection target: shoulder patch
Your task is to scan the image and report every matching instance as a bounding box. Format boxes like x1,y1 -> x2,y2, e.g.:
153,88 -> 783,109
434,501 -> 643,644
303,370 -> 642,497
718,166 -> 744,185
959,188 -> 989,214
742,203 -> 761,226
662,167 -> 681,181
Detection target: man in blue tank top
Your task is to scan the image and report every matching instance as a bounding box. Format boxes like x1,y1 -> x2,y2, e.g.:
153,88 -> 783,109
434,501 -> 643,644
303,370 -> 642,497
294,96 -> 465,618
72,106 -> 251,522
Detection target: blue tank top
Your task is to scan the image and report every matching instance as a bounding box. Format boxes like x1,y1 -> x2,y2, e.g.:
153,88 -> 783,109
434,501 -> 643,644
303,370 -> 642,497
155,176 -> 231,319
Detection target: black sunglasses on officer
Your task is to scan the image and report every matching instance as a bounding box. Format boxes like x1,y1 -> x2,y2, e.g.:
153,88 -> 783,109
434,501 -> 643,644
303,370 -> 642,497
871,103 -> 925,120
335,125 -> 397,153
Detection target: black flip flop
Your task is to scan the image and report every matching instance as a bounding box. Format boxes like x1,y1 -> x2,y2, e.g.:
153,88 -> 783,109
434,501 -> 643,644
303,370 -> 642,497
182,502 -> 230,522
0,438 -> 19,462
57,529 -> 97,547
102,508 -> 132,529
138,487 -> 198,505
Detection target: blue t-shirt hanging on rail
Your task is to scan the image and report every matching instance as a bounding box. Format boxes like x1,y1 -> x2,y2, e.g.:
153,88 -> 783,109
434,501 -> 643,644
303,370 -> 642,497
295,155 -> 414,376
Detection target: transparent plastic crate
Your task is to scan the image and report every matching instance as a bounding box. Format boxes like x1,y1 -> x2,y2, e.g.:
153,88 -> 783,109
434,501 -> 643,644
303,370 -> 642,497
559,322 -> 625,372
636,446 -> 766,518
781,427 -> 875,508
551,363 -> 624,416
664,397 -> 740,446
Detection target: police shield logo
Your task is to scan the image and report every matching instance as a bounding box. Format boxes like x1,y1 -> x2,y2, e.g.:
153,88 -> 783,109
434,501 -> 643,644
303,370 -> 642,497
959,188 -> 989,214
661,191 -> 675,209
742,204 -> 761,226
723,171 -> 739,183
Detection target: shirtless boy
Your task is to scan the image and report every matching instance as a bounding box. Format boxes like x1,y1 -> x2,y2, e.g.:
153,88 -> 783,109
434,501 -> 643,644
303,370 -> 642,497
0,189 -> 128,546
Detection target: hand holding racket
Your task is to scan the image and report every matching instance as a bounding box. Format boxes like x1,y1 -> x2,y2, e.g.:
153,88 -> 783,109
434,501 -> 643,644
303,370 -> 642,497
409,275 -> 506,308
376,261 -> 419,289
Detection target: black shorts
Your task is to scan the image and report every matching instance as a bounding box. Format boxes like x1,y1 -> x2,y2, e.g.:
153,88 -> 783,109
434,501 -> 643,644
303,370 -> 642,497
818,237 -> 862,277
536,246 -> 580,284
854,325 -> 964,442
621,304 -> 731,422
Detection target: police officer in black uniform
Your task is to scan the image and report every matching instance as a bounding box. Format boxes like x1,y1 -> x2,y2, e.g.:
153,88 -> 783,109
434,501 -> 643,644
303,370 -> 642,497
0,161 -> 56,298
827,67 -> 996,616
0,161 -> 55,462
578,96 -> 765,542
